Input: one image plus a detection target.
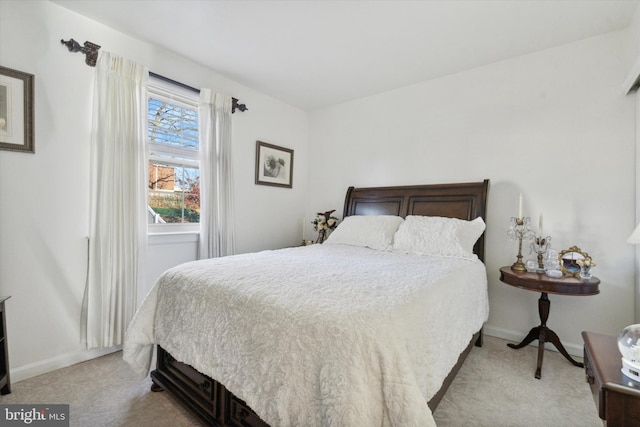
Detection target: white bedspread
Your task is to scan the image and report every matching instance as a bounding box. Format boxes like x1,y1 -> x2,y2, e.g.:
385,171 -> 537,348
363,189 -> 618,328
123,244 -> 489,427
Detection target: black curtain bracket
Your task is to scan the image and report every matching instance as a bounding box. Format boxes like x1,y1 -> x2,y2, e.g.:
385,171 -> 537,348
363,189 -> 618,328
61,38 -> 101,67
232,98 -> 248,113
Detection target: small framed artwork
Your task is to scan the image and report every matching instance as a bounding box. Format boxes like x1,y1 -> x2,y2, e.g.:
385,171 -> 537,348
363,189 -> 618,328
558,246 -> 589,276
255,140 -> 294,188
0,66 -> 34,153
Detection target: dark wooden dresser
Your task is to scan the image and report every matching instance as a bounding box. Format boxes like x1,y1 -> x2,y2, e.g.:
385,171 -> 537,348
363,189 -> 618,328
582,331 -> 640,426
0,296 -> 10,395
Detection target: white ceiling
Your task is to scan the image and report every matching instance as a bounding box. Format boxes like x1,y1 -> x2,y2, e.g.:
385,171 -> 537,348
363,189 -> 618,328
51,0 -> 639,111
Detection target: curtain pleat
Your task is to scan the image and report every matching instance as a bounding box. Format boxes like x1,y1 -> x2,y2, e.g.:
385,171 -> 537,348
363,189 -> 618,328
198,90 -> 236,259
82,52 -> 148,348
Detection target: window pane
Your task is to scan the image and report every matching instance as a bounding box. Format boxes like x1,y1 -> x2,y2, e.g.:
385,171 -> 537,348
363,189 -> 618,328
148,162 -> 200,224
147,90 -> 200,226
148,98 -> 199,151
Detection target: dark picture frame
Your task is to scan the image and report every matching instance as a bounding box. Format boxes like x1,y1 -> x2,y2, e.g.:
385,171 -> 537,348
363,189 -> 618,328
255,141 -> 293,188
0,66 -> 34,153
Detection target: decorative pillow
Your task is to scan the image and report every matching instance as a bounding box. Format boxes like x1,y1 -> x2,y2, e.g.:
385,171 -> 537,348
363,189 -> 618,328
324,215 -> 404,250
392,216 -> 485,259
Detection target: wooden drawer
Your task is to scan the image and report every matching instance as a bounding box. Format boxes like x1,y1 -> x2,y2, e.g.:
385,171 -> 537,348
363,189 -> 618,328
582,332 -> 640,426
228,395 -> 269,427
156,346 -> 221,420
162,351 -> 215,401
583,340 -> 605,419
153,346 -> 268,426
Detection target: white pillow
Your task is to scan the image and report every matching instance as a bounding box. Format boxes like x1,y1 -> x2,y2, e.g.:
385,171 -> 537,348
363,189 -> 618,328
392,215 -> 485,259
324,215 -> 404,250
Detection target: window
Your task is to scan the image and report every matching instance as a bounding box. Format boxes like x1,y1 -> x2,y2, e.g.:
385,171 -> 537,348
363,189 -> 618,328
147,77 -> 200,231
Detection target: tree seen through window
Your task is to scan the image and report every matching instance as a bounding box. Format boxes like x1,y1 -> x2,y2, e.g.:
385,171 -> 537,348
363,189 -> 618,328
147,95 -> 200,224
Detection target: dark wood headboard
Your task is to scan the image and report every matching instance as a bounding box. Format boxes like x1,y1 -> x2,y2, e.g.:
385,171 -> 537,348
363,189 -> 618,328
342,180 -> 489,262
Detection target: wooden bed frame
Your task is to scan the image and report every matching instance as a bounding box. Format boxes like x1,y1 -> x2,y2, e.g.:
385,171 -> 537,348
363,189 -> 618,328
150,179 -> 490,426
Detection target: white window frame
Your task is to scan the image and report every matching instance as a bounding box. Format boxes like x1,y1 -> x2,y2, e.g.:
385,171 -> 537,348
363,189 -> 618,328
147,76 -> 200,235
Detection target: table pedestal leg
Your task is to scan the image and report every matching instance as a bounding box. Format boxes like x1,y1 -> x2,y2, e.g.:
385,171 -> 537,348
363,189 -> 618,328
507,292 -> 584,379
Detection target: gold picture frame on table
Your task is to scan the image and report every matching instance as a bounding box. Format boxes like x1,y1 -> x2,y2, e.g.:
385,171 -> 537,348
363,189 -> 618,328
557,246 -> 591,276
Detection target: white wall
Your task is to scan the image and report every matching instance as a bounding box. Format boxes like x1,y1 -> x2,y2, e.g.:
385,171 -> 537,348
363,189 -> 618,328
2,0 -> 638,383
308,28 -> 638,356
0,0 -> 309,381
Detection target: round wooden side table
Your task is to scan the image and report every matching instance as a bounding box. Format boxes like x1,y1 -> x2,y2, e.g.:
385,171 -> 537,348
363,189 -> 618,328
499,266 -> 600,379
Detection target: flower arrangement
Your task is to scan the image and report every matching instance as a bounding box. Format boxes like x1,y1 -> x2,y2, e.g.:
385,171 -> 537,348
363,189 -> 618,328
576,257 -> 595,268
576,256 -> 596,279
312,209 -> 339,243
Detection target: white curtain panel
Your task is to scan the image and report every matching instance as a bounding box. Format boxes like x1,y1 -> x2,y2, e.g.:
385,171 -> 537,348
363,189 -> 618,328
198,90 -> 236,259
82,52 -> 148,348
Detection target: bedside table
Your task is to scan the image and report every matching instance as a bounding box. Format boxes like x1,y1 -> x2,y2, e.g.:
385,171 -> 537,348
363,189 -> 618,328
582,331 -> 640,426
499,267 -> 599,379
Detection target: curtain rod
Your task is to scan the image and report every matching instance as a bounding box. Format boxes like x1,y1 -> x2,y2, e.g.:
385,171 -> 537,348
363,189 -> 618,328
149,72 -> 247,113
61,38 -> 248,113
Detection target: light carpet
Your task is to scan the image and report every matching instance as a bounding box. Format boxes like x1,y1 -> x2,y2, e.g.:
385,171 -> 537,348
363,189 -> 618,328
0,336 -> 602,426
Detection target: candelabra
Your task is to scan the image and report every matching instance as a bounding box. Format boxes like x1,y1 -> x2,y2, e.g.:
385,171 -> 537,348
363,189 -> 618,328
507,217 -> 534,272
530,235 -> 551,272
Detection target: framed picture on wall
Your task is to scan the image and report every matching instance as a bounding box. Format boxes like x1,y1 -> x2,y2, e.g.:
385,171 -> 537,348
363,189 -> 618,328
255,140 -> 294,188
0,66 -> 34,153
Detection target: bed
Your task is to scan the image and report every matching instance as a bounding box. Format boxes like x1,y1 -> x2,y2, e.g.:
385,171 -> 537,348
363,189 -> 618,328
123,179 -> 490,427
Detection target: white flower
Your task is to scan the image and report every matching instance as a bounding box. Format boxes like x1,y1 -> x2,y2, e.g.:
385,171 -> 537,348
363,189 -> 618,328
577,257 -> 595,268
263,155 -> 284,178
312,210 -> 339,232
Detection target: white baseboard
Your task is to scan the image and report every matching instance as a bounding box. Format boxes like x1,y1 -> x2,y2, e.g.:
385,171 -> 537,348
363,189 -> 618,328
11,345 -> 122,383
483,325 -> 583,359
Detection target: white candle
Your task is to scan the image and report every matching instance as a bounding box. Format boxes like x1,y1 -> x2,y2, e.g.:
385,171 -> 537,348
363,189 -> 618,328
539,213 -> 543,236
518,193 -> 523,218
